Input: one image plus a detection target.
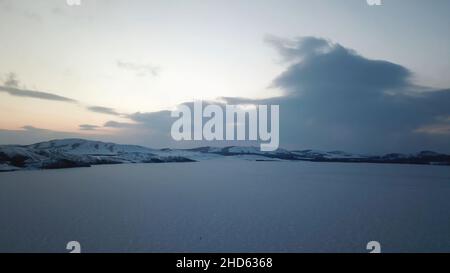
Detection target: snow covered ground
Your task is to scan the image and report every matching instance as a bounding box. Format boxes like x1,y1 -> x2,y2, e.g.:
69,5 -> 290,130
1,160 -> 449,253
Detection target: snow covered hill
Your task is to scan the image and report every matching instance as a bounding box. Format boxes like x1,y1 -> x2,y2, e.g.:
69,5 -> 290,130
0,139 -> 194,171
0,139 -> 449,172
27,138 -> 155,155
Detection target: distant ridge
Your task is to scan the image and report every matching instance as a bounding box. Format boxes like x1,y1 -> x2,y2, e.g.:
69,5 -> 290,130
0,138 -> 449,172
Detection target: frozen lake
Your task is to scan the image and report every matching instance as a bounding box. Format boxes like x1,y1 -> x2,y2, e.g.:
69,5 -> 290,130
0,160 -> 449,253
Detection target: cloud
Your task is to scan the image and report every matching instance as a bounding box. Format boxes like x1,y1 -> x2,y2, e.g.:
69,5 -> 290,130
99,110 -> 181,147
268,36 -> 412,95
21,125 -> 52,132
0,85 -> 78,103
79,124 -> 100,131
99,49 -> 450,152
1,74 -> 126,118
117,61 -> 160,77
264,35 -> 333,62
219,96 -> 275,105
103,121 -> 135,128
0,73 -> 77,103
127,110 -> 172,124
87,106 -> 121,116
104,110 -> 172,131
246,36 -> 450,153
219,36 -> 450,153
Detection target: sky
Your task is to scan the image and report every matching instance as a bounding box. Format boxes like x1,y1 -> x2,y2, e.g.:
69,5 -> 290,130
0,0 -> 449,153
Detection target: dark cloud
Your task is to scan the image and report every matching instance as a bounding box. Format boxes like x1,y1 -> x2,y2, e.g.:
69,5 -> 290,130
103,121 -> 135,128
79,124 -> 100,131
99,55 -> 450,152
87,106 -> 121,116
127,110 -> 172,124
0,73 -> 77,103
220,36 -> 450,153
240,36 -> 450,153
269,36 -> 412,95
117,61 -> 160,77
99,110 -> 180,147
0,85 -> 78,103
264,35 -> 332,62
104,110 -> 172,131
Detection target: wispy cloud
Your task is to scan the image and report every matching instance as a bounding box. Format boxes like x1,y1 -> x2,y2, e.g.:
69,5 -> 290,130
79,124 -> 100,131
117,60 -> 160,77
86,106 -> 122,116
21,125 -> 52,132
0,85 -> 78,103
0,73 -> 77,103
0,74 -> 128,122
